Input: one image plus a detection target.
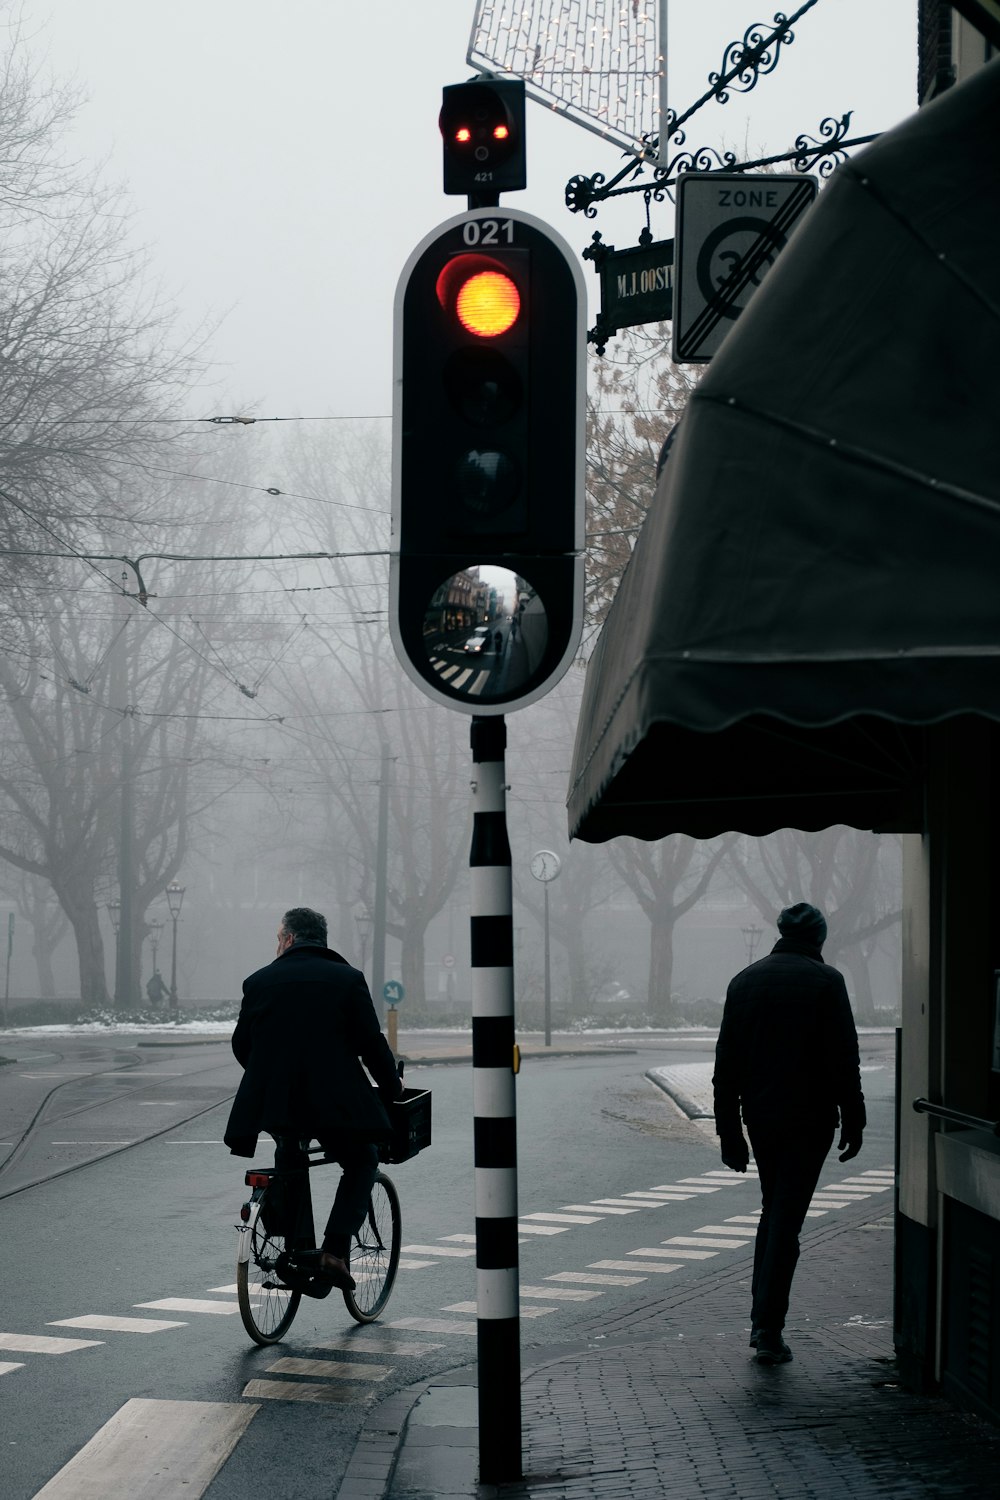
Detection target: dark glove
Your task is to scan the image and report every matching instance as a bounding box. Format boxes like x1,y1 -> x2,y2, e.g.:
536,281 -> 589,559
720,1133 -> 750,1173
838,1130 -> 863,1163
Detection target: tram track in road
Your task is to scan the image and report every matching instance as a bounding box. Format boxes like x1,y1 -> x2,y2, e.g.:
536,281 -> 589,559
0,1049 -> 237,1202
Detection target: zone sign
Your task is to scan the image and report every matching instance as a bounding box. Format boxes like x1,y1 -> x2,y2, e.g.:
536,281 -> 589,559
673,172 -> 818,363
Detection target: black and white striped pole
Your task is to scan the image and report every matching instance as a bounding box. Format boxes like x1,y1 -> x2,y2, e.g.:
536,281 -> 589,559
389,98 -> 584,1490
470,712 -> 521,1482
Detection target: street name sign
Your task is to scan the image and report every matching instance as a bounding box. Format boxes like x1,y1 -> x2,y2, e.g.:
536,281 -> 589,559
587,237 -> 674,354
673,172 -> 818,363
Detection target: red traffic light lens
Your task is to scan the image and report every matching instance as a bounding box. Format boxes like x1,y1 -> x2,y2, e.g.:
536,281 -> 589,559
456,271 -> 520,337
436,255 -> 522,339
493,124 -> 509,141
455,126 -> 471,143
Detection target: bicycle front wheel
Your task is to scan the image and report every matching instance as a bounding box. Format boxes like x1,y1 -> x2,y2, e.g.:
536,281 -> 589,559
344,1170 -> 401,1324
237,1186 -> 302,1345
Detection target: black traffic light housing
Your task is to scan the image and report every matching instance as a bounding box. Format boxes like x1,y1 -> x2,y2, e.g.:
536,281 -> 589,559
440,79 -> 526,197
391,207 -> 584,715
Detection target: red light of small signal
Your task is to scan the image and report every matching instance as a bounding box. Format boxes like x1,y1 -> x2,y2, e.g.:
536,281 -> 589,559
455,126 -> 472,143
493,124 -> 510,140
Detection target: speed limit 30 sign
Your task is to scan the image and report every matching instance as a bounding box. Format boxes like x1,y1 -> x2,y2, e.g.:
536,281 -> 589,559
673,172 -> 818,363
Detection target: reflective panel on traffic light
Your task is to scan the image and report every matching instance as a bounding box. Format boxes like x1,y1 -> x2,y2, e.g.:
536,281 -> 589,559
420,566 -> 548,703
391,208 -> 584,715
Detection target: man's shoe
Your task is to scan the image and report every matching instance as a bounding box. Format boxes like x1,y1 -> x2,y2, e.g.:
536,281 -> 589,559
317,1252 -> 356,1291
755,1329 -> 792,1364
749,1325 -> 761,1348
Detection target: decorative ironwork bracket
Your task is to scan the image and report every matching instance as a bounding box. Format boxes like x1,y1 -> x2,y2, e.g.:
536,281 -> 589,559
566,114 -> 876,217
563,3 -> 877,219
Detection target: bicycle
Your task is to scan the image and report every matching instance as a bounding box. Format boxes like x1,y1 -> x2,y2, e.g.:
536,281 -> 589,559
235,1085 -> 430,1347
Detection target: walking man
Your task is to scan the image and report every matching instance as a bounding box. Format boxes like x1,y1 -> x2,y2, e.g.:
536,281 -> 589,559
225,907 -> 402,1289
713,903 -> 866,1364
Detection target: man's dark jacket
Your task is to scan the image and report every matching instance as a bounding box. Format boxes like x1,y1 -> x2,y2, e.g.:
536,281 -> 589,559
713,938 -> 866,1140
224,943 -> 400,1157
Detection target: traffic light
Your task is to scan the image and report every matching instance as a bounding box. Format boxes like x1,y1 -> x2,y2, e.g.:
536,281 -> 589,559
440,79 -> 526,197
390,207 -> 585,714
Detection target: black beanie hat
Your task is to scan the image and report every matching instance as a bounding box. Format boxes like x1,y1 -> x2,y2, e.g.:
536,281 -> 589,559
777,902 -> 827,945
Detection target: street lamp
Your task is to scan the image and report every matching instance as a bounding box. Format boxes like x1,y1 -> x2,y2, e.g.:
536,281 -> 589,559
355,908 -> 373,974
166,881 -> 185,1022
148,918 -> 164,977
741,924 -> 763,965
529,850 -> 562,1046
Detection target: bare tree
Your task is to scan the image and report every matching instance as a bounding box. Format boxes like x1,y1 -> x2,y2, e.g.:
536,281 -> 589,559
726,828 -> 902,1023
0,13 -> 206,607
263,422 -> 471,1008
586,325 -> 700,628
609,834 -> 736,1024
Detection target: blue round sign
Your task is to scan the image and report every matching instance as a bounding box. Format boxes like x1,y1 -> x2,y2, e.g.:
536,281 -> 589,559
383,980 -> 405,1004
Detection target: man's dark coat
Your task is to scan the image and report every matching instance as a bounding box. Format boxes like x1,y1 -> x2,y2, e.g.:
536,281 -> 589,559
713,938 -> 866,1140
224,943 -> 399,1157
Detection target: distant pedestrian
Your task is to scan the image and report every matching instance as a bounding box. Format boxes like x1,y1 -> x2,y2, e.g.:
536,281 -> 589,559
146,971 -> 168,1006
494,629 -> 503,656
713,903 -> 865,1365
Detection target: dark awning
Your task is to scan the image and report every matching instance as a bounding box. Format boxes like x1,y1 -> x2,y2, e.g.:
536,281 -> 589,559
569,59 -> 1000,843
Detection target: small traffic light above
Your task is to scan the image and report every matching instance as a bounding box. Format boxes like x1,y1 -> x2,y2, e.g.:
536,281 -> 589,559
440,79 -> 526,198
391,208 -> 584,715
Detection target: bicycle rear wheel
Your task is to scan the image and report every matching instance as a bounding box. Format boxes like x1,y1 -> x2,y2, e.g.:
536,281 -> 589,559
344,1170 -> 401,1324
237,1186 -> 302,1345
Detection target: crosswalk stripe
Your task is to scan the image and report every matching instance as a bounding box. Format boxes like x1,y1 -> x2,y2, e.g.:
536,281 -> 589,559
663,1235 -> 751,1249
440,1233 -> 476,1243
389,1316 -> 477,1336
621,1191 -> 696,1201
677,1179 -> 728,1188
693,1225 -> 757,1237
562,1202 -> 636,1215
48,1316 -> 187,1334
398,1257 -> 438,1269
633,1247 -> 716,1260
592,1198 -> 664,1209
442,1301 -> 557,1318
265,1357 -> 390,1380
307,1335 -> 444,1355
0,1331 -> 103,1354
134,1298 -> 240,1316
518,1285 -> 601,1301
546,1271 -> 646,1286
32,1398 -> 256,1498
242,1378 -> 370,1404
521,1212 -> 603,1224
516,1221 -> 569,1234
649,1184 -> 720,1194
401,1243 -> 475,1256
0,1361 -> 25,1374
589,1259 -> 682,1274
638,1248 -> 716,1260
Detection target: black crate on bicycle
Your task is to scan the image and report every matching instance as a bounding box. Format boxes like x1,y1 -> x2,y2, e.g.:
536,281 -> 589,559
383,1086 -> 431,1163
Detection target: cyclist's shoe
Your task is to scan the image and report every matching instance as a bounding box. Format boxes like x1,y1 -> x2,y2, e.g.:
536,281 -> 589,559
317,1252 -> 356,1291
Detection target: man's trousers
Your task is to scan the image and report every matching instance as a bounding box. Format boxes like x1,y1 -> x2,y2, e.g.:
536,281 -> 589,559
272,1136 -> 379,1259
746,1122 -> 834,1332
